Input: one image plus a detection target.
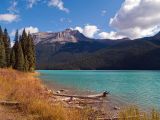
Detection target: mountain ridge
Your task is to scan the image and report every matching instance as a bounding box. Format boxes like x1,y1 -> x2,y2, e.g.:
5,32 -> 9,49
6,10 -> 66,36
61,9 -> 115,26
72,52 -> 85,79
33,29 -> 130,45
34,29 -> 160,70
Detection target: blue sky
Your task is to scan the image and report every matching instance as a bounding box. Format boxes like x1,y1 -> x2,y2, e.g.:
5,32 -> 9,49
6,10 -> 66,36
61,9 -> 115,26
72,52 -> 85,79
0,0 -> 160,39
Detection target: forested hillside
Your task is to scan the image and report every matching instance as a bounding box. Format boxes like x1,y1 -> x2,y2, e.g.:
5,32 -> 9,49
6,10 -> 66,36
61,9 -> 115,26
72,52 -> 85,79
34,29 -> 160,70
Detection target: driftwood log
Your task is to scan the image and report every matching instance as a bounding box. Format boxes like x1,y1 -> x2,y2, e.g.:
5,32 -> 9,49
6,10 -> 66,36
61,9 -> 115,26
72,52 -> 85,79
53,91 -> 109,100
97,115 -> 144,120
0,101 -> 20,106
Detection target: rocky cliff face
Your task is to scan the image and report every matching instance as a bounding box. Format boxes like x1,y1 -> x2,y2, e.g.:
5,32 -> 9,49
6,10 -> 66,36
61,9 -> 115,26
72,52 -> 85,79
32,29 -> 89,45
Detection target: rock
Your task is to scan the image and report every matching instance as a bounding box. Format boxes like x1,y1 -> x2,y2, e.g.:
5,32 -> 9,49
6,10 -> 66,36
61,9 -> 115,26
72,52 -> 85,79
113,106 -> 120,110
56,91 -> 61,94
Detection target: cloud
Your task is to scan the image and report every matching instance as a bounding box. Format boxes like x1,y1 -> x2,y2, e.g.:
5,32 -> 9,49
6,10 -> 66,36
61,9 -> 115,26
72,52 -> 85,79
48,0 -> 69,13
101,10 -> 107,16
99,31 -> 125,39
20,26 -> 39,34
74,25 -> 99,38
10,26 -> 39,37
110,0 -> 160,39
0,14 -> 19,23
60,18 -> 72,23
74,26 -> 83,33
26,0 -> 69,13
27,0 -> 39,8
8,0 -> 19,13
74,25 -> 125,39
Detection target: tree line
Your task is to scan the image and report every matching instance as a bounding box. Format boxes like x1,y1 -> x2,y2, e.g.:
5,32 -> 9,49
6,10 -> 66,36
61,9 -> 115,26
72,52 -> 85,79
0,26 -> 35,72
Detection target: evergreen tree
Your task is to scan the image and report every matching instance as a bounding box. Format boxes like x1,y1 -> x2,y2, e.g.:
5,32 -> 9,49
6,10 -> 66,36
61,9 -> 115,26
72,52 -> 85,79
0,26 -> 3,38
21,29 -> 28,55
10,49 -> 16,68
12,30 -> 19,68
15,41 -> 24,71
0,39 -> 6,68
13,30 -> 24,71
3,28 -> 11,67
27,34 -> 36,72
0,27 -> 36,72
30,34 -> 36,70
24,55 -> 29,71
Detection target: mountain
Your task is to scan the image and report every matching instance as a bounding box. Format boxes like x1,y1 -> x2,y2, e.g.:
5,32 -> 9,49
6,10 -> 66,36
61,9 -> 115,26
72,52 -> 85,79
33,29 -> 129,45
33,29 -> 160,70
32,29 -> 89,45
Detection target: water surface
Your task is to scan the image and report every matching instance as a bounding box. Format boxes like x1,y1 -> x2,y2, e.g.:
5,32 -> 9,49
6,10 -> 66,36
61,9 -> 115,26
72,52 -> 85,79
38,70 -> 160,109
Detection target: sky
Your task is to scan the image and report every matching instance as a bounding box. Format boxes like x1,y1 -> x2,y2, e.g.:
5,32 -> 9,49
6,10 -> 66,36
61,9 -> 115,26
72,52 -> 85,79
0,0 -> 160,40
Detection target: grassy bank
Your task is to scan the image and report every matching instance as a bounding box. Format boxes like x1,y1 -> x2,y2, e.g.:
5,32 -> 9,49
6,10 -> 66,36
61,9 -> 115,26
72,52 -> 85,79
0,69 -> 91,120
0,69 -> 159,120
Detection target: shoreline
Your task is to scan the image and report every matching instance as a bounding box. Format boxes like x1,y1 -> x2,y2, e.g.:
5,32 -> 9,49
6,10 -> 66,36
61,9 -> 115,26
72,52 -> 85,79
41,77 -> 129,114
37,71 -> 160,118
0,69 -> 159,119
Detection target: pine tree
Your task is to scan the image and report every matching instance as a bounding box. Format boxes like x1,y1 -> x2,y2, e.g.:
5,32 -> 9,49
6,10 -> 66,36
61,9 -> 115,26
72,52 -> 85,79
24,55 -> 29,71
21,29 -> 28,56
12,30 -> 19,69
10,49 -> 16,68
0,39 -> 6,68
27,34 -> 36,72
0,27 -> 36,72
13,30 -> 24,71
15,41 -> 25,71
0,26 -> 3,38
3,28 -> 11,67
30,34 -> 36,70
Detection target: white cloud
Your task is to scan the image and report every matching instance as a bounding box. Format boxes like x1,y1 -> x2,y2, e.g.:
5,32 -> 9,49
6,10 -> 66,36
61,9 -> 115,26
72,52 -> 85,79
60,18 -> 72,23
20,26 -> 39,34
110,0 -> 160,39
74,25 -> 99,38
48,0 -> 69,13
0,14 -> 19,23
27,0 -> 39,8
8,0 -> 18,13
99,31 -> 125,39
26,0 -> 69,13
74,26 -> 83,33
10,26 -> 39,37
101,10 -> 107,16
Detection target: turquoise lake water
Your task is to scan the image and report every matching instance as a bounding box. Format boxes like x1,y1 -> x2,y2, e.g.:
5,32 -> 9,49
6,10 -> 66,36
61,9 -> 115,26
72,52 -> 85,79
38,70 -> 160,109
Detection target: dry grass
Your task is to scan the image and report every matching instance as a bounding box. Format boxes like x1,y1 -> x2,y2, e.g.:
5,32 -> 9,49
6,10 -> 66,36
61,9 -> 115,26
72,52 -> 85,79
0,68 -> 91,120
119,106 -> 160,120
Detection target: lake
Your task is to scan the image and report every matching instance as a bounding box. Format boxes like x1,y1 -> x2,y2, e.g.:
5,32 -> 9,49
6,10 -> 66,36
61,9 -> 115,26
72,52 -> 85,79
38,70 -> 160,109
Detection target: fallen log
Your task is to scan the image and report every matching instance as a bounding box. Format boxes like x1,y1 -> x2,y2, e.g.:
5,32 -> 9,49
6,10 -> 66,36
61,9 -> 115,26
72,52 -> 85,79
0,101 -> 20,106
97,115 -> 144,120
53,91 -> 109,100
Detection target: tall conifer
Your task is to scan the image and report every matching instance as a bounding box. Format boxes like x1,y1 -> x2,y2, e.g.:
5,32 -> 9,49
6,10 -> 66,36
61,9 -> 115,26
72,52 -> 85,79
27,34 -> 35,72
0,26 -> 3,38
0,39 -> 6,68
21,29 -> 28,55
24,55 -> 29,71
3,28 -> 11,67
15,41 -> 25,71
13,30 -> 24,71
10,49 -> 16,68
0,26 -> 36,72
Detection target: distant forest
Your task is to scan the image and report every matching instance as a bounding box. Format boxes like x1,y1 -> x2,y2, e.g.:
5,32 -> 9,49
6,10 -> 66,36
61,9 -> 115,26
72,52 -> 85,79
36,31 -> 160,70
0,26 -> 35,72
